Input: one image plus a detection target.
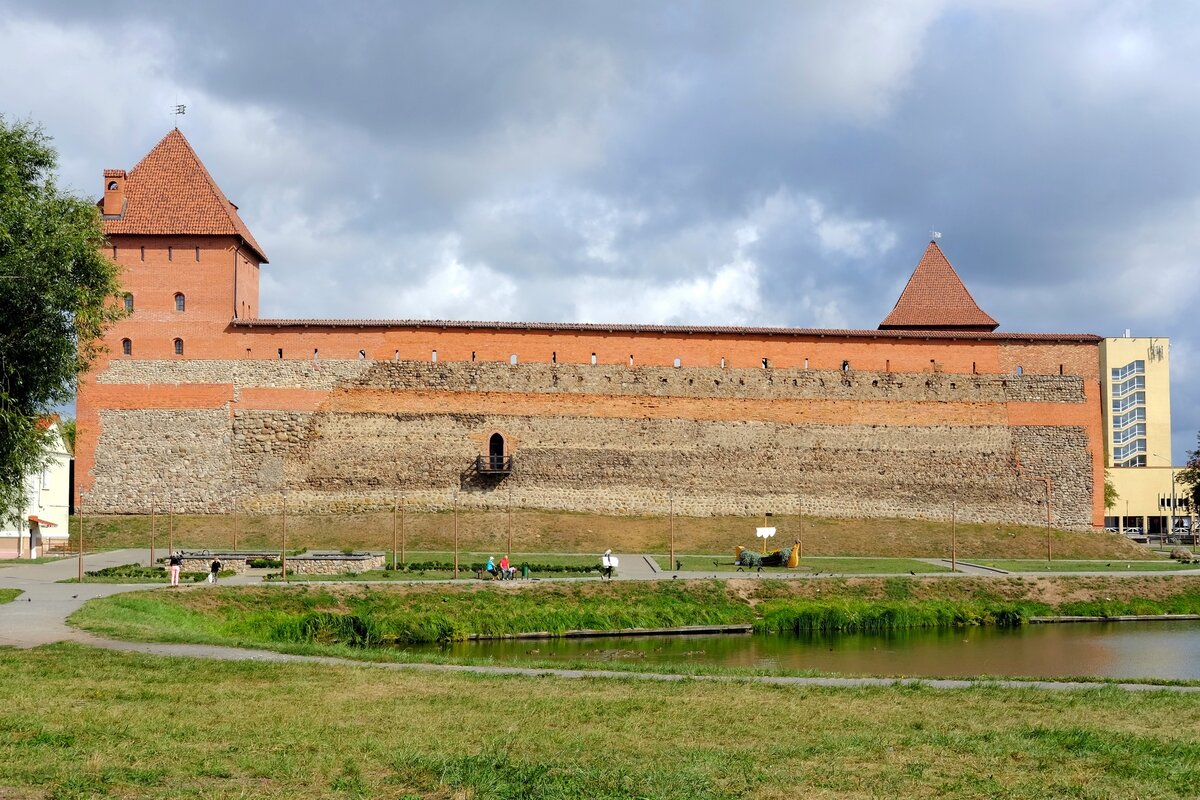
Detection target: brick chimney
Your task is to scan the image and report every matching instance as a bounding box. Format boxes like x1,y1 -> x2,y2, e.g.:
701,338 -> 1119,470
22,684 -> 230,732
102,169 -> 126,217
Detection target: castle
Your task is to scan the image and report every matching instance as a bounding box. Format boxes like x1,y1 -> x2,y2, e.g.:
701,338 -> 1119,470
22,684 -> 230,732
76,130 -> 1105,527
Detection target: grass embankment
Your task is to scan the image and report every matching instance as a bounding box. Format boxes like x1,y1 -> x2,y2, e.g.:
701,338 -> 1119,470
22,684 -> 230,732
977,559 -> 1199,573
72,576 -> 1200,656
0,555 -> 68,565
675,555 -> 950,573
0,588 -> 22,604
71,508 -> 1149,559
3,645 -> 1199,799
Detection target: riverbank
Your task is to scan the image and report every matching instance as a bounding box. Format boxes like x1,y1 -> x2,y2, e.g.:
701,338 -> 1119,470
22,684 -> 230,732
70,575 -> 1200,656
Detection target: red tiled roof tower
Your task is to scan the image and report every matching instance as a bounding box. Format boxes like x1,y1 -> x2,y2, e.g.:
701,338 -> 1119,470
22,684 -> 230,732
99,129 -> 268,262
879,241 -> 998,331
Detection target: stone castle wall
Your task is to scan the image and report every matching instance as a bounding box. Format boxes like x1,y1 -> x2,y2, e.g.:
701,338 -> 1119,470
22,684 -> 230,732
86,359 -> 1096,527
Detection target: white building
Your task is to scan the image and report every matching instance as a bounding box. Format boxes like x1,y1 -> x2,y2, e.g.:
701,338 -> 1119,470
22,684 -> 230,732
0,419 -> 72,558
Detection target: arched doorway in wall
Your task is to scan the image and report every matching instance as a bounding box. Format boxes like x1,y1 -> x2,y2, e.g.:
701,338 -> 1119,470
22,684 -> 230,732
489,433 -> 505,471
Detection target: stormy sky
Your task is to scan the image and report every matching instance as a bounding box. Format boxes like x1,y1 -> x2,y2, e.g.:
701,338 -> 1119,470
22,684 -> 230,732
2,1 -> 1196,461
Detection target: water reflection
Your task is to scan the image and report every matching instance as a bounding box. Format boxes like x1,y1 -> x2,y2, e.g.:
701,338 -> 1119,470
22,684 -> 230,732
427,621 -> 1200,680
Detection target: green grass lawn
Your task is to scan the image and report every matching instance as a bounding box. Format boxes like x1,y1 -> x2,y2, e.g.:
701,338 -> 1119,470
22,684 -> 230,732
975,559 -> 1198,573
675,555 -> 951,574
0,644 -> 1198,799
275,550 -> 603,581
0,555 -> 69,564
0,588 -> 22,604
58,564 -> 225,584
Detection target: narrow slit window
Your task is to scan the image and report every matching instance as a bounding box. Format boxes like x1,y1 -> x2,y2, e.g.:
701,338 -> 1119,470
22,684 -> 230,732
314,348 -> 319,361
841,360 -> 850,372
886,359 -> 891,371
195,246 -> 200,262
471,351 -> 477,363
591,353 -> 597,365
140,246 -> 145,261
673,357 -> 681,368
629,355 -> 634,367
720,357 -> 726,368
510,354 -> 518,365
278,348 -> 284,360
123,293 -> 134,313
552,351 -> 557,365
804,358 -> 809,369
1059,364 -> 1064,375
394,350 -> 399,361
174,293 -> 185,312
121,338 -> 131,356
432,350 -> 438,363
173,338 -> 184,356
1016,365 -> 1023,376
762,358 -> 769,369
359,349 -> 367,360
112,246 -> 117,259
972,362 -> 977,374
168,246 -> 173,261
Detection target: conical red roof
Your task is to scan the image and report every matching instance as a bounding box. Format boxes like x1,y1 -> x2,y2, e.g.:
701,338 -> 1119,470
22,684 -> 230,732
101,129 -> 267,262
879,241 -> 997,331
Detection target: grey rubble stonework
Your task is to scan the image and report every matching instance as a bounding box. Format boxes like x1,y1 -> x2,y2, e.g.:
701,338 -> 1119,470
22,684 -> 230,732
88,360 -> 1093,526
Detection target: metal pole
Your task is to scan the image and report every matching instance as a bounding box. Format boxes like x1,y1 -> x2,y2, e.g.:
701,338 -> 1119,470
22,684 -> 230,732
150,497 -> 156,568
168,495 -> 174,554
400,497 -> 406,564
78,492 -> 85,582
669,493 -> 675,570
232,492 -> 239,552
453,490 -> 460,579
506,482 -> 513,559
281,491 -> 288,583
15,515 -> 22,559
392,496 -> 398,570
798,497 -> 804,562
1045,480 -> 1053,562
951,500 -> 957,573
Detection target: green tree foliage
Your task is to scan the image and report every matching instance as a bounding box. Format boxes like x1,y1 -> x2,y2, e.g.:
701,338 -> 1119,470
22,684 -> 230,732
0,118 -> 122,524
1103,470 -> 1118,511
1177,431 -> 1200,515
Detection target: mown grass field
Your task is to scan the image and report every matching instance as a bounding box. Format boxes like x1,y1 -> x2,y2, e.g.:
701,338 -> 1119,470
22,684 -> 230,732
675,555 -> 951,574
0,588 -> 21,604
71,508 -> 1150,560
976,559 -> 1200,573
71,575 -> 1200,656
1,644 -> 1198,799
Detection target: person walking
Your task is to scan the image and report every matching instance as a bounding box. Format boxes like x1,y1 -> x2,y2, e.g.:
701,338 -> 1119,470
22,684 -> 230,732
209,557 -> 222,584
168,551 -> 182,587
601,549 -> 617,580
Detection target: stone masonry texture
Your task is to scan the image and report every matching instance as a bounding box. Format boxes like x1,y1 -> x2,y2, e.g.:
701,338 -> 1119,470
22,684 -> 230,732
85,359 -> 1096,527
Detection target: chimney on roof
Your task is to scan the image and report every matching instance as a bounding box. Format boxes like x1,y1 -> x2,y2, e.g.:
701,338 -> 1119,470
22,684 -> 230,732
102,169 -> 126,217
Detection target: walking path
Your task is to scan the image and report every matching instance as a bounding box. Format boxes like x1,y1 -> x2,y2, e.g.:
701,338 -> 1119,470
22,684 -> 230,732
3,550 -> 1200,693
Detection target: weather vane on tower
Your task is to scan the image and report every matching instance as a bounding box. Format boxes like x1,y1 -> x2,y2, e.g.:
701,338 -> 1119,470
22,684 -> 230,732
930,228 -> 942,241
173,103 -> 186,130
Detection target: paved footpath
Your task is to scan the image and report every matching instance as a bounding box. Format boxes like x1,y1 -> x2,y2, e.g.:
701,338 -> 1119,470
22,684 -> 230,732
3,551 -> 1199,693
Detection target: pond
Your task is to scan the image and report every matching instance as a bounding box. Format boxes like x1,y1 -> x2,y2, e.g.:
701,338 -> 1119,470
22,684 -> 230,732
423,620 -> 1200,680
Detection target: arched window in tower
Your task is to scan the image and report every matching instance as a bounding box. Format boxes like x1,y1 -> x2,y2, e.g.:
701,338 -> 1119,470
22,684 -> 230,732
121,338 -> 131,356
174,293 -> 185,312
489,433 -> 505,471
123,293 -> 134,313
173,338 -> 184,356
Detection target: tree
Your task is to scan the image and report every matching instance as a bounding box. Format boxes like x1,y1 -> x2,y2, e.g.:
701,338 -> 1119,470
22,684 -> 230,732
1103,470 -> 1118,512
0,117 -> 122,524
1177,431 -> 1200,518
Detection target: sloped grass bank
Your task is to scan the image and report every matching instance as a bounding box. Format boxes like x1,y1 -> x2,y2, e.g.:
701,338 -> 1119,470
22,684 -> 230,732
0,588 -> 21,604
71,576 -> 1200,656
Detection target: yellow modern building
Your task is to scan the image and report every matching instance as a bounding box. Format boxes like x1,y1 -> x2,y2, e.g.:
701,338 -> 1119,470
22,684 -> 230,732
1100,335 -> 1192,535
